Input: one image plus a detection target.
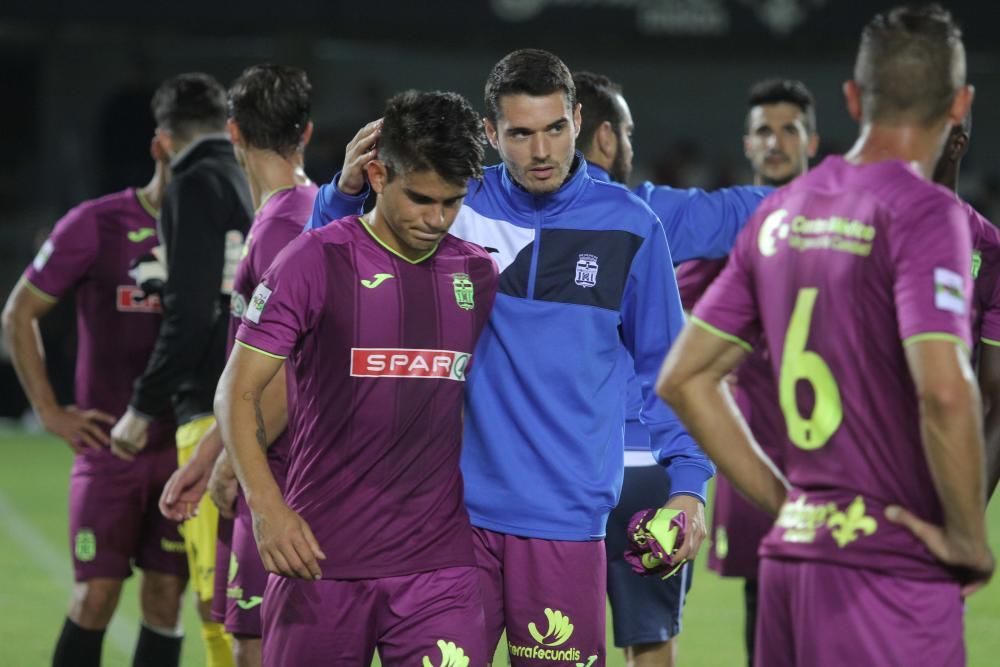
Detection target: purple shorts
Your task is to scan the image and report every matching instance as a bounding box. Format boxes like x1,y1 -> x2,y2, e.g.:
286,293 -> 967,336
223,493 -> 268,637
473,526 -> 605,667
757,558 -> 965,667
707,473 -> 775,579
211,515 -> 234,624
69,446 -> 187,581
261,566 -> 485,666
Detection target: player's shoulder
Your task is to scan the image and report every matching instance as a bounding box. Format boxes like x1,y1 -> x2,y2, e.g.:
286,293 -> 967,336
303,214 -> 364,248
960,200 -> 1000,248
862,159 -> 956,214
440,233 -> 495,266
58,188 -> 138,229
582,177 -> 661,236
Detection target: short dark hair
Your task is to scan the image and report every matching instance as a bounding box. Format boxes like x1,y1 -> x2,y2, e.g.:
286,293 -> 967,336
573,72 -> 625,152
228,65 -> 311,158
379,90 -> 486,185
484,49 -> 576,123
746,78 -> 817,134
854,4 -> 965,126
151,73 -> 227,140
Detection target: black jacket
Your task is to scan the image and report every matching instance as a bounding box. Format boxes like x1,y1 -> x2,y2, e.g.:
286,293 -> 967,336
130,137 -> 253,424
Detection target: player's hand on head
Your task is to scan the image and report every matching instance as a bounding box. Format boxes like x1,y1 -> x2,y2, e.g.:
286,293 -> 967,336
885,505 -> 995,596
663,494 -> 707,564
251,500 -> 326,580
159,456 -> 213,521
208,451 -> 239,520
338,118 -> 382,196
38,404 -> 115,453
109,408 -> 151,461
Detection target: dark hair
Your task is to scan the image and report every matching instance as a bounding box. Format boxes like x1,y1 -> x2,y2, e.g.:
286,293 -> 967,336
746,78 -> 817,134
484,49 -> 576,123
573,71 -> 625,151
151,73 -> 227,140
228,65 -> 311,158
379,90 -> 486,185
854,4 -> 965,126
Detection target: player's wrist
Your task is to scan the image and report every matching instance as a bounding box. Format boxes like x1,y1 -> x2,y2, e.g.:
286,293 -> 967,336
245,485 -> 284,514
34,402 -> 62,422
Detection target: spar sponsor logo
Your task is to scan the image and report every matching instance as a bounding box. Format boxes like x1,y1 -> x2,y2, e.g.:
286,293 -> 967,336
350,348 -> 471,381
116,286 -> 162,313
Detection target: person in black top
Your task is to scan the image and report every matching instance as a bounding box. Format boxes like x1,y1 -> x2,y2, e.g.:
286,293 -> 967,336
111,72 -> 252,667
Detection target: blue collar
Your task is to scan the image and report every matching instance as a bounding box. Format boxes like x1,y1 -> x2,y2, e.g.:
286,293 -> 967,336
585,161 -> 613,184
496,152 -> 592,217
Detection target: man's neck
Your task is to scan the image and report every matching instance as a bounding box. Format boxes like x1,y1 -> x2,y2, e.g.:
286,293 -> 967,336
844,121 -> 951,181
242,149 -> 309,210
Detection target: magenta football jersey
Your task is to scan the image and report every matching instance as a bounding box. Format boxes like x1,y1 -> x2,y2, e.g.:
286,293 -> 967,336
23,189 -> 175,451
965,200 -> 1000,349
693,156 -> 974,580
236,215 -> 498,579
228,184 -> 317,479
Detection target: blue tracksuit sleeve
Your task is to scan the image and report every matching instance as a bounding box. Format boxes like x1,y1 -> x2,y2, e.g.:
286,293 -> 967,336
633,182 -> 771,264
620,219 -> 715,502
305,171 -> 370,230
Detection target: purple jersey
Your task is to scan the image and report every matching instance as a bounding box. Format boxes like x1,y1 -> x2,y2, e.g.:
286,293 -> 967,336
23,188 -> 175,451
236,215 -> 498,579
228,184 -> 317,478
966,201 -> 1000,348
678,259 -> 784,577
693,156 -> 973,581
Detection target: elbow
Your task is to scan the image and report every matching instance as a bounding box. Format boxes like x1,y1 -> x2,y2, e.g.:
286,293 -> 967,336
1,297 -> 24,340
919,376 -> 977,417
655,369 -> 685,408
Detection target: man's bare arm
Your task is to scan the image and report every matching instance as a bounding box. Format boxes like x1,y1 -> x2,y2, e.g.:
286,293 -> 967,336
657,323 -> 789,516
888,340 -> 993,595
215,345 -> 323,579
977,344 -> 1000,500
2,279 -> 114,451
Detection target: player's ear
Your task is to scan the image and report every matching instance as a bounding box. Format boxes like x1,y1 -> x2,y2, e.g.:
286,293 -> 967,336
948,85 -> 974,128
843,80 -> 862,122
153,127 -> 174,159
367,160 -> 388,194
572,102 -> 582,140
483,117 -> 499,150
150,135 -> 166,163
807,133 -> 820,159
300,120 -> 314,149
596,121 -> 616,161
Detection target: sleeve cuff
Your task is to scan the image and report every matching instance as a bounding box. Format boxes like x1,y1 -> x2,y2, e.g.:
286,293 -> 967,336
663,461 -> 714,504
328,171 -> 370,204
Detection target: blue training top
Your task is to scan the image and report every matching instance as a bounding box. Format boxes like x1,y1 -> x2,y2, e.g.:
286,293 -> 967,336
308,156 -> 715,540
584,163 -> 771,453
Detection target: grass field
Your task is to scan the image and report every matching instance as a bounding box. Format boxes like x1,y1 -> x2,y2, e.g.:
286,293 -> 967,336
1,429 -> 998,666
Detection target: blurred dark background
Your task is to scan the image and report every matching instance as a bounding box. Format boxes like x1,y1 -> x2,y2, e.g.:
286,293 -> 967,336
2,0 -> 998,419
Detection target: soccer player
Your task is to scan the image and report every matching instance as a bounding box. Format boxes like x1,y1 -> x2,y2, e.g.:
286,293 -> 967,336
216,90 -> 497,667
572,70 -> 771,667
676,78 -> 818,667
932,114 -> 1000,501
111,72 -> 253,667
157,64 -> 317,667
657,6 -> 994,666
310,49 -> 713,666
2,137 -> 187,666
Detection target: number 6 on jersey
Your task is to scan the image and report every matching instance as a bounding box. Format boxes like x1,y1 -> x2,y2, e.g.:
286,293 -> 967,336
780,288 -> 843,450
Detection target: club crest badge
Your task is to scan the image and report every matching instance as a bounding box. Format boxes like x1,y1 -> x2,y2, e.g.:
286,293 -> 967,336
575,254 -> 599,288
452,273 -> 475,310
